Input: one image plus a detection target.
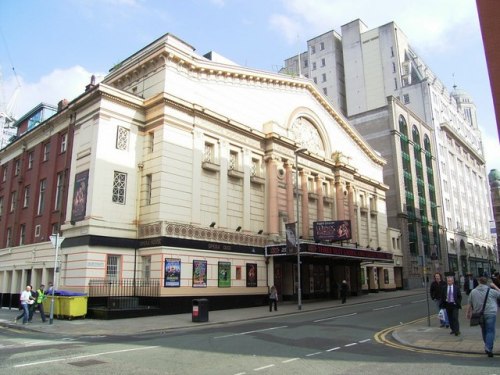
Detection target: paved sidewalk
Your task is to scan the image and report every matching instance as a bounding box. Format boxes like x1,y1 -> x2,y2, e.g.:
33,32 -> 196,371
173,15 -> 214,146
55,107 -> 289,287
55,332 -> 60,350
0,289 -> 497,356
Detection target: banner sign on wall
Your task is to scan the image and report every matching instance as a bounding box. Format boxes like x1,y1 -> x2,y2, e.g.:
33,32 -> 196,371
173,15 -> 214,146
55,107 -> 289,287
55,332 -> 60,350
218,262 -> 231,287
164,259 -> 181,287
71,170 -> 89,222
246,263 -> 257,287
313,220 -> 352,242
193,260 -> 207,288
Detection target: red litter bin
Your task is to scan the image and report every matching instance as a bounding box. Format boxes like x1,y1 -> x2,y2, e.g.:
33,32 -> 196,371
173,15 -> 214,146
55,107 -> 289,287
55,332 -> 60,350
192,299 -> 209,322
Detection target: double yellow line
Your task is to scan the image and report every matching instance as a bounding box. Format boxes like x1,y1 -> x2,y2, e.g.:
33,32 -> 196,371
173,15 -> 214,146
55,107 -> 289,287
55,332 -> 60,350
374,317 -> 481,358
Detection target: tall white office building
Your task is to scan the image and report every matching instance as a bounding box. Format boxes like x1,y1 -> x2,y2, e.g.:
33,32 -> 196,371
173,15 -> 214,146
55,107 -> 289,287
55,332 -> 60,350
283,19 -> 496,287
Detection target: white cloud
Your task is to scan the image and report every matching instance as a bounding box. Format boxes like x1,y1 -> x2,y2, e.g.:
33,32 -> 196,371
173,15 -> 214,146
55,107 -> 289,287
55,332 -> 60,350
273,0 -> 478,51
482,131 -> 500,171
3,66 -> 104,120
269,14 -> 303,45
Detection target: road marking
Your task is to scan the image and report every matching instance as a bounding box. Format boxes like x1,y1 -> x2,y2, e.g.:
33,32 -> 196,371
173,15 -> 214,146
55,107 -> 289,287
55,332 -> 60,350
314,312 -> 357,322
411,299 -> 426,303
373,304 -> 400,311
326,347 -> 340,352
14,346 -> 159,368
374,319 -> 482,357
345,343 -> 357,347
214,326 -> 288,339
282,358 -> 299,363
254,364 -> 275,371
306,352 -> 322,357
359,339 -> 371,343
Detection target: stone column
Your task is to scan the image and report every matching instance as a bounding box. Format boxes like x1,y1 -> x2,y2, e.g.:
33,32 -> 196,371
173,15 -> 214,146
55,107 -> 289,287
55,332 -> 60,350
266,156 -> 280,236
335,180 -> 344,220
347,183 -> 357,244
316,176 -> 324,221
285,161 -> 294,223
301,171 -> 309,239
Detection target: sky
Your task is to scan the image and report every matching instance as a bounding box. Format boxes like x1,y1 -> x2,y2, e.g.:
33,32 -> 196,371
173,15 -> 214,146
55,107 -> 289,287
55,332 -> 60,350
0,0 -> 498,171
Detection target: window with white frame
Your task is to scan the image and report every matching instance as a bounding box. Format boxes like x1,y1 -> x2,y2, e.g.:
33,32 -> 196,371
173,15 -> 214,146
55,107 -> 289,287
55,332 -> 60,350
203,142 -> 215,163
28,152 -> 34,169
323,87 -> 328,95
147,132 -> 154,153
14,159 -> 20,176
55,173 -> 63,210
142,256 -> 151,280
312,62 -> 317,70
321,58 -> 326,67
35,224 -> 41,237
106,255 -> 120,281
116,126 -> 129,151
43,143 -> 50,161
10,191 -> 16,212
403,94 -> 410,104
320,42 -> 325,50
251,157 -> 261,177
19,224 -> 26,245
229,150 -> 239,170
23,186 -> 30,208
6,227 -> 11,247
322,73 -> 327,82
112,171 -> 127,204
322,182 -> 329,197
37,179 -> 46,215
60,133 -> 67,153
311,45 -> 316,54
146,174 -> 152,205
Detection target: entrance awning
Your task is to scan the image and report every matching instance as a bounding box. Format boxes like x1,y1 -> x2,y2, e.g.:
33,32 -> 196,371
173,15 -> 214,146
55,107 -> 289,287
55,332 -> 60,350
265,242 -> 393,263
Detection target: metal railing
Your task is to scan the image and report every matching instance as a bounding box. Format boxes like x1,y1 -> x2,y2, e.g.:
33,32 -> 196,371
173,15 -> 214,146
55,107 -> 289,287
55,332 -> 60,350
88,278 -> 161,309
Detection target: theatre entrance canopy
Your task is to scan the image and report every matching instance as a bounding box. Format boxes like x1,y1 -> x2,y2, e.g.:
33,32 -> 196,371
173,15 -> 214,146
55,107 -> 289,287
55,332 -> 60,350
265,242 -> 393,263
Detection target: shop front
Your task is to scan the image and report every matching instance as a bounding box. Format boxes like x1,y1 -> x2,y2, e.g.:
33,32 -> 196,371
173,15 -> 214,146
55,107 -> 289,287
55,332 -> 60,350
266,242 -> 394,301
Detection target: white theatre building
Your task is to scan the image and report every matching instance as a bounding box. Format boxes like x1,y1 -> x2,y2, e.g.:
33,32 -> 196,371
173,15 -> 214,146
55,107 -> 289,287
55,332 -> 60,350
0,33 -> 401,315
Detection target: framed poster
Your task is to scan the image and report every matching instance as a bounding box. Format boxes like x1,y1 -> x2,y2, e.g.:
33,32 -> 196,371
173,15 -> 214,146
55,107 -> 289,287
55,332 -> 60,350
246,263 -> 257,287
193,260 -> 207,288
71,170 -> 89,222
164,259 -> 181,287
218,262 -> 231,287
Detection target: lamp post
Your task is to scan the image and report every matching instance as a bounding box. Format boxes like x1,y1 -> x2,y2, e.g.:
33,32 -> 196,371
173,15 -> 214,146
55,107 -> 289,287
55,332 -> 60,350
49,233 -> 65,325
295,147 -> 307,310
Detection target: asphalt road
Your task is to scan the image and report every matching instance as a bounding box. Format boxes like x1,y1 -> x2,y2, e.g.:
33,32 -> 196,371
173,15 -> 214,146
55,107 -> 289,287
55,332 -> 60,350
0,295 -> 498,375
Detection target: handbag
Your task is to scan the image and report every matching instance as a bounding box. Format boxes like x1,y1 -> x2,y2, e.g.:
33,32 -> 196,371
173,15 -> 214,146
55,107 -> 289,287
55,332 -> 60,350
470,288 -> 490,327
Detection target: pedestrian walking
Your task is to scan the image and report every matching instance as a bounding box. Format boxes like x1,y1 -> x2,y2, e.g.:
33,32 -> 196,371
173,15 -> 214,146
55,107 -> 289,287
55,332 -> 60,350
269,285 -> 278,312
15,285 -> 35,324
29,284 -> 48,323
430,273 -> 448,328
464,273 -> 478,296
440,275 -> 462,336
466,276 -> 500,357
340,280 -> 349,304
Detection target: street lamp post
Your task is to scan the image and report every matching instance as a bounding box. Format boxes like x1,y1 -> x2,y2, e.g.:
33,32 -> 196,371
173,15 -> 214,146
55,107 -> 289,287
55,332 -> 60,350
49,233 -> 65,325
295,147 -> 307,310
420,237 -> 431,327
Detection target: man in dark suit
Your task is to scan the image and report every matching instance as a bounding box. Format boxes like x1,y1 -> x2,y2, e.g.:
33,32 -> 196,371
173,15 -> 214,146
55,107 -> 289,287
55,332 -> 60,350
441,275 -> 462,336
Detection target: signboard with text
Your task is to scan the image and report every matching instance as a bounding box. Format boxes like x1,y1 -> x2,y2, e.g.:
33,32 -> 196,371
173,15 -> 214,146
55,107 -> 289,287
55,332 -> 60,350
313,220 -> 352,242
